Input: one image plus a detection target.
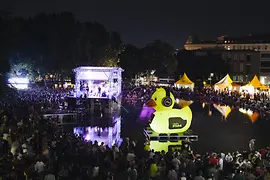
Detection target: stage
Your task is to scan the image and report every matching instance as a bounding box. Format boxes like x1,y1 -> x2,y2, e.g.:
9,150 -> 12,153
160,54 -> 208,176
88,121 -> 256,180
72,66 -> 123,100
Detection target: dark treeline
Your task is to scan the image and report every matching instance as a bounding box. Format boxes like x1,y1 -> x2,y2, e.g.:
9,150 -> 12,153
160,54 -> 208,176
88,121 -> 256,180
0,11 -> 229,81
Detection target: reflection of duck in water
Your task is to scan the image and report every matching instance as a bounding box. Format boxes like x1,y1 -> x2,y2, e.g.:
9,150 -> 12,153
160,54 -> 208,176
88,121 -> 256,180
146,88 -> 193,134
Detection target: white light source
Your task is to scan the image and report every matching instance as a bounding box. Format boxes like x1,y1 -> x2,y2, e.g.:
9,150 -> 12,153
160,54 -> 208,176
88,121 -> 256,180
150,70 -> 156,75
8,77 -> 29,89
261,76 -> 266,84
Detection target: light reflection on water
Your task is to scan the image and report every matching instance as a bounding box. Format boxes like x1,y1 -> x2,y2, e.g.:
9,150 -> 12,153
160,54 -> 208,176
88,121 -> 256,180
73,117 -> 122,148
190,102 -> 268,152
69,101 -> 268,152
203,102 -> 259,123
135,101 -> 266,152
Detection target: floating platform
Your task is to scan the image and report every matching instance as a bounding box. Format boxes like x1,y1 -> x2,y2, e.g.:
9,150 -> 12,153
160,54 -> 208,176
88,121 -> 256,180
144,127 -> 198,152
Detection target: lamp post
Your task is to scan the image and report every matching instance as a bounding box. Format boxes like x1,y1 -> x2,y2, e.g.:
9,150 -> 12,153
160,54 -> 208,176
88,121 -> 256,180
209,73 -> 214,86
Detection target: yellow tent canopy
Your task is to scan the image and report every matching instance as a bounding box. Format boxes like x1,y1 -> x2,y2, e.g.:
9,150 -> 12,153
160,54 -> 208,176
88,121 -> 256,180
215,74 -> 233,86
175,73 -> 194,85
174,73 -> 195,91
214,74 -> 234,91
246,75 -> 269,89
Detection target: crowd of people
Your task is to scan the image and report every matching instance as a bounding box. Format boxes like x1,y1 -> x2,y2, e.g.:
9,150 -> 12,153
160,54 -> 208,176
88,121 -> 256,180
0,84 -> 270,179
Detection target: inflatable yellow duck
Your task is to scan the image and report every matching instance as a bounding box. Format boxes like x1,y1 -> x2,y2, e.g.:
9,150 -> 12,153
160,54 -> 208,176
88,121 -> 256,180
146,88 -> 193,134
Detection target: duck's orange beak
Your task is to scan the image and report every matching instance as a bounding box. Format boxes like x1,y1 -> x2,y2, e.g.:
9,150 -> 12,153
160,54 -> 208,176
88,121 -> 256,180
146,99 -> 156,107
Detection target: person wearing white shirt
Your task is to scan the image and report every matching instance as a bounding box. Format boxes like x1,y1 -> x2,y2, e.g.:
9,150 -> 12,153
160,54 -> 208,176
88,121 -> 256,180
44,173 -> 56,180
112,145 -> 119,160
127,151 -> 136,162
172,156 -> 180,171
92,165 -> 99,178
218,153 -> 225,171
167,168 -> 177,180
149,150 -> 155,159
225,153 -> 233,163
249,139 -> 255,151
34,161 -> 45,173
180,172 -> 187,180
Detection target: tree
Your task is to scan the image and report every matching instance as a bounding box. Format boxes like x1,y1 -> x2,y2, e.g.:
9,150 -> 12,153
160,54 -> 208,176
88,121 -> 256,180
0,11 -> 11,74
118,44 -> 142,78
76,22 -> 111,66
9,53 -> 38,81
98,32 -> 123,67
141,40 -> 178,76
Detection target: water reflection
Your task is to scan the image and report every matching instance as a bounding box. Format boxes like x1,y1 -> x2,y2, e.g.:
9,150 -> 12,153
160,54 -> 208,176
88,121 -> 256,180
201,102 -> 260,123
133,101 -> 267,152
239,108 -> 259,124
73,117 -> 122,148
213,104 -> 231,120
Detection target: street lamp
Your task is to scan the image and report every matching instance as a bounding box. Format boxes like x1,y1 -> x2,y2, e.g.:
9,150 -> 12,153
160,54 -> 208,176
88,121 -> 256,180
209,73 -> 214,86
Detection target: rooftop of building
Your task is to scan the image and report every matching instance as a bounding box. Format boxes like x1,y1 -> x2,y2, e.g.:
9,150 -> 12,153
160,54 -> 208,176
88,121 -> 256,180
191,48 -> 260,54
186,33 -> 270,44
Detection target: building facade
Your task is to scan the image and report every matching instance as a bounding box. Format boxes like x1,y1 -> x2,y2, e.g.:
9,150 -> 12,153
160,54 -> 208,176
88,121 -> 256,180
193,50 -> 260,83
184,34 -> 270,85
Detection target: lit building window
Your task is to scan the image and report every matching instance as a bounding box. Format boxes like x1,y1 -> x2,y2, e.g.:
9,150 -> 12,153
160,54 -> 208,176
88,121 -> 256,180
225,41 -> 227,43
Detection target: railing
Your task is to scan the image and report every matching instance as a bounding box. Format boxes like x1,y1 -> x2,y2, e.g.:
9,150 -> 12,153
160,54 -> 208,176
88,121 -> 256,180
145,128 -> 199,142
149,135 -> 199,142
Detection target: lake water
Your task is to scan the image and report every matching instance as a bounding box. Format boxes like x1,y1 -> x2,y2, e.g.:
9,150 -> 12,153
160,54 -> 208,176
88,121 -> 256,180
121,102 -> 270,153
67,101 -> 270,153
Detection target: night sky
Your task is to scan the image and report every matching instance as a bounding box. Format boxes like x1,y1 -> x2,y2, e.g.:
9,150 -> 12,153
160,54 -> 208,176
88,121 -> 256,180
2,0 -> 270,48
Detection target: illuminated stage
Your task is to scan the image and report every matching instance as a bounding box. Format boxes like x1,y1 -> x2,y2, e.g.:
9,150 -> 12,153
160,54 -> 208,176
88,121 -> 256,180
73,66 -> 123,99
67,66 -> 124,123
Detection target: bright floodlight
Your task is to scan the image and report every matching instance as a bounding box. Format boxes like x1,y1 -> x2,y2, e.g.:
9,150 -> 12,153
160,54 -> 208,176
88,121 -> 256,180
8,77 -> 29,89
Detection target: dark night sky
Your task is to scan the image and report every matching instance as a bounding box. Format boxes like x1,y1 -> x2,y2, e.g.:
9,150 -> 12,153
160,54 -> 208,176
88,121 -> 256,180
1,0 -> 270,48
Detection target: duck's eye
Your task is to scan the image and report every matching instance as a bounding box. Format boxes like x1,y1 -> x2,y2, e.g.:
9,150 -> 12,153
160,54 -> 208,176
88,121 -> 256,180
154,97 -> 157,101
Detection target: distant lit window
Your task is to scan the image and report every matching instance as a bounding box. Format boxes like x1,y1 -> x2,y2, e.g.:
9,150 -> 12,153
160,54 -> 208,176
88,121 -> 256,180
260,68 -> 270,73
225,41 -> 227,43
261,53 -> 270,58
261,61 -> 270,67
228,41 -> 230,43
